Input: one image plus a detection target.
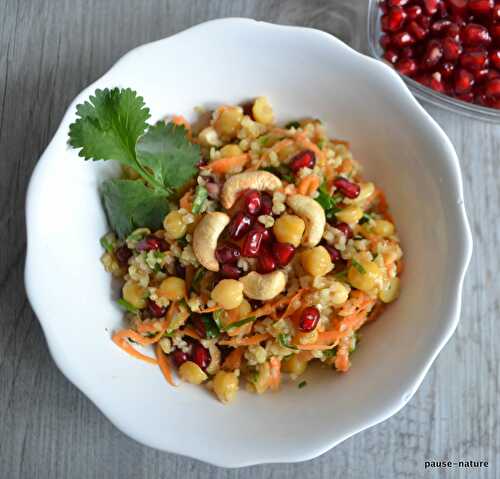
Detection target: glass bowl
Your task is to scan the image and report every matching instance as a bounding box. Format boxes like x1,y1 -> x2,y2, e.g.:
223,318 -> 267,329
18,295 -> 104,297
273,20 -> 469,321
367,0 -> 500,123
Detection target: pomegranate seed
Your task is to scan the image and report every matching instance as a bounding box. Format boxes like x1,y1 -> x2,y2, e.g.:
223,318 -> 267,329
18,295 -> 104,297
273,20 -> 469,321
474,68 -> 490,82
383,7 -> 408,32
457,91 -> 475,102
454,68 -> 475,93
384,49 -> 400,63
335,222 -> 353,239
190,316 -> 207,338
323,244 -> 341,262
170,349 -> 189,368
486,70 -> 500,81
379,2 -> 389,14
421,40 -> 444,69
215,244 -> 241,264
244,189 -> 262,215
192,342 -> 211,370
460,49 -> 489,70
272,242 -> 296,267
431,19 -> 452,35
392,31 -> 415,48
147,299 -> 167,318
380,34 -> 392,50
174,260 -> 186,278
468,0 -> 493,16
491,24 -> 500,45
242,228 -> 264,257
260,193 -> 273,215
406,5 -> 422,20
220,263 -> 242,279
228,211 -> 253,240
489,50 -> 500,69
423,0 -> 439,15
419,15 -> 431,30
388,0 -> 408,6
333,177 -> 361,199
257,248 -> 277,273
115,245 -> 132,266
429,72 -> 445,92
485,78 -> 500,97
436,1 -> 447,18
446,23 -> 461,41
440,62 -> 456,79
400,46 -> 415,58
136,235 -> 165,252
299,307 -> 320,332
289,150 -> 316,172
260,227 -> 273,244
492,5 -> 500,22
448,0 -> 468,17
396,58 -> 418,76
442,37 -> 463,61
408,20 -> 428,40
462,23 -> 492,46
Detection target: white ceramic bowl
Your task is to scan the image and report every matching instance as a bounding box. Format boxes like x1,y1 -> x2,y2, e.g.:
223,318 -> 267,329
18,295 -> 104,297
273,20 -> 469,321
25,18 -> 472,467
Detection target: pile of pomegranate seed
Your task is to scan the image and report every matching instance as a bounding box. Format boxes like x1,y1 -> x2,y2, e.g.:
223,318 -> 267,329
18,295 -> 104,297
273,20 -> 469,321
379,0 -> 500,109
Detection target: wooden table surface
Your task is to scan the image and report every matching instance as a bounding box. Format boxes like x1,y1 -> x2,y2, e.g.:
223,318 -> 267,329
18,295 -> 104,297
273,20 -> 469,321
2,1 -> 499,478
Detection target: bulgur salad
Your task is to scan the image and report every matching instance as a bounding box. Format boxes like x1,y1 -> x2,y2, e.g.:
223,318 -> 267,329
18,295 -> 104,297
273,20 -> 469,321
68,89 -> 403,404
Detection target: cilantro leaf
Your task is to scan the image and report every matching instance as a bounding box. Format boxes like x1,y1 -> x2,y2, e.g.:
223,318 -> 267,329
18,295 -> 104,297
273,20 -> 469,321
316,184 -> 342,218
351,258 -> 367,274
69,88 -> 150,168
117,298 -> 139,313
278,333 -> 298,350
223,316 -> 256,331
101,179 -> 169,238
200,314 -> 220,339
298,380 -> 307,389
191,185 -> 208,214
135,122 -> 200,192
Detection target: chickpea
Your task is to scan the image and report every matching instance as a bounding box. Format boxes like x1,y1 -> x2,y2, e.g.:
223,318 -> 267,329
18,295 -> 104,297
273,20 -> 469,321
213,370 -> 239,403
301,246 -> 333,277
252,97 -> 274,125
179,361 -> 208,384
237,299 -> 252,317
220,144 -> 243,158
198,126 -> 222,147
282,354 -> 308,376
158,277 -> 186,301
273,214 -> 305,247
372,219 -> 395,237
163,210 -> 187,239
295,329 -> 319,345
379,277 -> 400,303
122,279 -> 147,309
214,107 -> 243,138
211,279 -> 244,310
335,205 -> 364,224
330,281 -> 350,306
347,259 -> 382,293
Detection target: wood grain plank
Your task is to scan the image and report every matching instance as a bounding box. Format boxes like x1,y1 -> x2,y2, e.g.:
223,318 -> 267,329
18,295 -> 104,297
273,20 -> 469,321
0,0 -> 498,478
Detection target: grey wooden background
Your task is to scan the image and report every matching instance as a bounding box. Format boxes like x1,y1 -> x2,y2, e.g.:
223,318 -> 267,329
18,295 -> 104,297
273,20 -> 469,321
1,0 -> 499,478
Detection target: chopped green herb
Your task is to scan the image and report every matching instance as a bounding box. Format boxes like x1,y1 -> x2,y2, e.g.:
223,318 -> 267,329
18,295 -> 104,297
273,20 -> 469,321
191,268 -> 205,291
117,298 -> 139,313
334,270 -> 348,281
100,234 -> 115,253
323,347 -> 337,359
298,380 -> 307,389
191,185 -> 208,214
68,88 -> 201,238
351,259 -> 367,274
177,237 -> 188,247
213,309 -> 224,330
250,370 -> 260,384
223,316 -> 256,331
353,235 -> 364,240
258,135 -> 271,146
285,120 -> 301,129
278,333 -> 298,350
349,332 -> 358,353
317,139 -> 325,149
200,314 -> 220,339
316,184 -> 342,218
359,213 -> 374,225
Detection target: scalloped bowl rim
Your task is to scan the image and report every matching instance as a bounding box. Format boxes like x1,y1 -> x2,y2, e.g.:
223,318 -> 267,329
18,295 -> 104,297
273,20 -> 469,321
25,18 -> 473,467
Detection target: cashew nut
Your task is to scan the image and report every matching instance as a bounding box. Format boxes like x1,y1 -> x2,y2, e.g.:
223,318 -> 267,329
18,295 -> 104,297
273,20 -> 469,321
286,194 -> 326,247
192,212 -> 230,272
220,171 -> 282,209
239,270 -> 287,301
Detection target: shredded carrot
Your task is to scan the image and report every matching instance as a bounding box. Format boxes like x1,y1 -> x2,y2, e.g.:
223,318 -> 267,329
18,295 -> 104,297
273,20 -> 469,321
112,330 -> 160,364
197,305 -> 220,313
332,138 -> 350,147
271,138 -> 293,153
297,174 -> 320,196
181,327 -> 202,341
202,154 -> 249,174
338,157 -> 353,174
279,288 -> 308,320
294,132 -> 326,164
171,115 -> 191,135
317,329 -> 343,343
396,259 -> 405,275
155,343 -> 176,386
179,190 -> 193,211
219,333 -> 270,347
297,343 -> 338,351
334,337 -> 351,372
222,347 -> 244,370
367,302 -> 385,323
269,357 -> 281,391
